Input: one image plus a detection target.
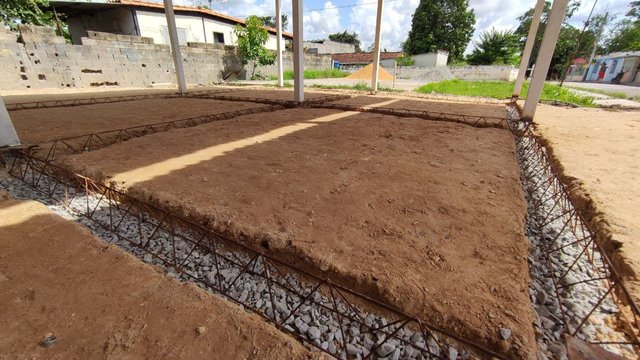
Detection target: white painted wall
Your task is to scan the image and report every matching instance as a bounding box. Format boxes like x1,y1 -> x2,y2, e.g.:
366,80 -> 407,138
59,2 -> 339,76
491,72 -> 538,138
136,10 -> 281,50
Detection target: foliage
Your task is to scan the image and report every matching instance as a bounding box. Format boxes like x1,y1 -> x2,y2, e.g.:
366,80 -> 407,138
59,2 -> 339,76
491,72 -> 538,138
328,30 -> 361,52
0,0 -> 53,27
268,69 -> 349,80
402,0 -> 475,62
604,2 -> 640,52
466,28 -> 520,65
415,79 -> 595,107
256,15 -> 288,29
234,16 -> 276,78
395,53 -> 414,66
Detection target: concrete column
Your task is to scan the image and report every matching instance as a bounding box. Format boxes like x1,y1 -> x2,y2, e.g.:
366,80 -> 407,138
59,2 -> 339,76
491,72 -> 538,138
522,0 -> 569,121
371,0 -> 384,91
276,0 -> 284,87
513,0 -> 545,98
292,0 -> 304,102
163,0 -> 187,94
0,97 -> 20,147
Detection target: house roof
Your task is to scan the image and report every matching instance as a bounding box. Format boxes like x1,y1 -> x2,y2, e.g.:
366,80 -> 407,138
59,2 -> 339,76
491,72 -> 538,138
48,0 -> 293,39
331,52 -> 403,64
594,51 -> 640,60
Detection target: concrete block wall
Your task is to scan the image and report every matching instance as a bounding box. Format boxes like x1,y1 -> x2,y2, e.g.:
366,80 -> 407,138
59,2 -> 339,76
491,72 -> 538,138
448,65 -> 518,81
0,26 -> 330,91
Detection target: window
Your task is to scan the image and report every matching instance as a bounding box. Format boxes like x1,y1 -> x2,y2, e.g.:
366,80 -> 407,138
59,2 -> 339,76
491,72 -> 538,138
610,59 -> 618,74
161,25 -> 187,45
213,32 -> 225,45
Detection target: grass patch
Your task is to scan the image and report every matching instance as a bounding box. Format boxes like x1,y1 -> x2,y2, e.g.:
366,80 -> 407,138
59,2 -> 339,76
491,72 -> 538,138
269,69 -> 349,80
415,79 -> 595,107
311,82 -> 399,92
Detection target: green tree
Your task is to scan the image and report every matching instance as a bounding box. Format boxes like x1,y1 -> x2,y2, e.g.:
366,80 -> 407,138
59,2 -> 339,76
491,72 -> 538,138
0,0 -> 53,27
234,16 -> 276,79
256,14 -> 288,29
402,0 -> 475,62
604,2 -> 640,52
466,28 -> 520,65
328,30 -> 361,52
395,53 -> 414,66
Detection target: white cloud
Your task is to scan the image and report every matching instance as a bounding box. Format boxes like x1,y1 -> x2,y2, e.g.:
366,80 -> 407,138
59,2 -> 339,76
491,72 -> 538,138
347,0 -> 419,51
304,2 -> 342,40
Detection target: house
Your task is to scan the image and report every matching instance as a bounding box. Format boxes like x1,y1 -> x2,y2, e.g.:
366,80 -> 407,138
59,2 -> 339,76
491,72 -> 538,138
583,51 -> 640,84
46,0 -> 293,50
331,52 -> 403,70
331,51 -> 448,70
303,39 -> 355,54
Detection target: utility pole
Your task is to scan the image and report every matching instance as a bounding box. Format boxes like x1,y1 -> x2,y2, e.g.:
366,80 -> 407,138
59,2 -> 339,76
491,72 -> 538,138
559,0 -> 599,87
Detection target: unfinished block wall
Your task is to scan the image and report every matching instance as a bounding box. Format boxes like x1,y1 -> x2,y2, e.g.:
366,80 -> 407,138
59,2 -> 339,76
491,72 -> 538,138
0,25 -> 331,91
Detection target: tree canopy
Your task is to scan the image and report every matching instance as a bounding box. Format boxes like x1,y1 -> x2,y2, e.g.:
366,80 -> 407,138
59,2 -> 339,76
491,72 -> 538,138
256,15 -> 288,29
604,1 -> 640,52
234,16 -> 276,79
0,0 -> 53,27
402,0 -> 475,62
466,28 -> 520,65
328,30 -> 361,52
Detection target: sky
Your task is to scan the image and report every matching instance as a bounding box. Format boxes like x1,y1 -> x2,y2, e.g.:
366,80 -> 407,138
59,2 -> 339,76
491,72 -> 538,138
177,0 -> 633,54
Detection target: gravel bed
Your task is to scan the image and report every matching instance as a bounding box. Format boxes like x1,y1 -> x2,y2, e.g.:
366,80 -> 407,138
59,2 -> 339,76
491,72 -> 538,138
0,166 -> 471,360
508,107 -> 636,359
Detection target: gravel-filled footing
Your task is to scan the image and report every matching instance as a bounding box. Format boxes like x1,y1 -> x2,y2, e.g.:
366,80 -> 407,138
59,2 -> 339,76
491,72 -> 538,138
508,106 -> 637,359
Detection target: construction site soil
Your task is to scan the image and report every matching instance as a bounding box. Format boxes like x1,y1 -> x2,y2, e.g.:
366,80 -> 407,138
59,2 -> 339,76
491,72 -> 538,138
331,97 -> 508,122
8,97 -> 268,144
198,88 -> 334,102
0,191 -> 320,360
535,104 -> 640,303
59,106 -> 536,358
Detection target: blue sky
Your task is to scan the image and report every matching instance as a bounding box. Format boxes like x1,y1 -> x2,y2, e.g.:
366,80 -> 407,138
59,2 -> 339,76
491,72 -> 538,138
178,0 -> 633,54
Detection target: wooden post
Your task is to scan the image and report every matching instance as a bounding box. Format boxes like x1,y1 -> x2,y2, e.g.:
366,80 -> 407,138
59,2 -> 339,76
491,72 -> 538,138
163,0 -> 187,94
371,0 -> 384,91
275,0 -> 284,87
292,0 -> 304,102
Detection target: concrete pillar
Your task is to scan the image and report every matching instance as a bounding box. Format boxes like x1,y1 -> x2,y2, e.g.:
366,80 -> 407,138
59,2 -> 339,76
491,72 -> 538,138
522,0 -> 570,121
0,97 -> 20,147
292,0 -> 304,102
513,0 -> 545,98
163,0 -> 187,94
371,0 -> 384,91
275,0 -> 284,87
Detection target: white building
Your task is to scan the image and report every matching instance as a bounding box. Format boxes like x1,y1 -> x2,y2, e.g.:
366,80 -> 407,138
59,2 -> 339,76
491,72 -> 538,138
49,0 -> 293,50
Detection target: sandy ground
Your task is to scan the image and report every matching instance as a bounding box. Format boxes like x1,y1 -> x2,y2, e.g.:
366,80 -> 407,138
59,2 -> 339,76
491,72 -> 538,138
0,191 -> 320,360
535,105 -> 640,301
9,98 -> 268,144
62,107 -> 536,358
201,88 -> 339,102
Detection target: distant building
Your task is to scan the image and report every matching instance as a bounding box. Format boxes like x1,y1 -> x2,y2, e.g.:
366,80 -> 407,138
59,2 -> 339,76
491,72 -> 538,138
582,51 -> 640,84
46,0 -> 293,50
331,51 -> 448,70
304,39 -> 355,54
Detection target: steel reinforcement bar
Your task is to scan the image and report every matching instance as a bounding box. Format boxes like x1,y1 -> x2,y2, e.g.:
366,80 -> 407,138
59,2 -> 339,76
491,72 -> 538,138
33,105 -> 283,162
187,92 -> 352,108
5,88 -> 240,111
310,103 -> 509,129
507,105 -> 640,355
5,149 -> 509,360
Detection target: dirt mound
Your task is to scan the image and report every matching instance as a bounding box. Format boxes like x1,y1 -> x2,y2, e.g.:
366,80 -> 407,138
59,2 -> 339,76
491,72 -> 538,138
345,64 -> 394,81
